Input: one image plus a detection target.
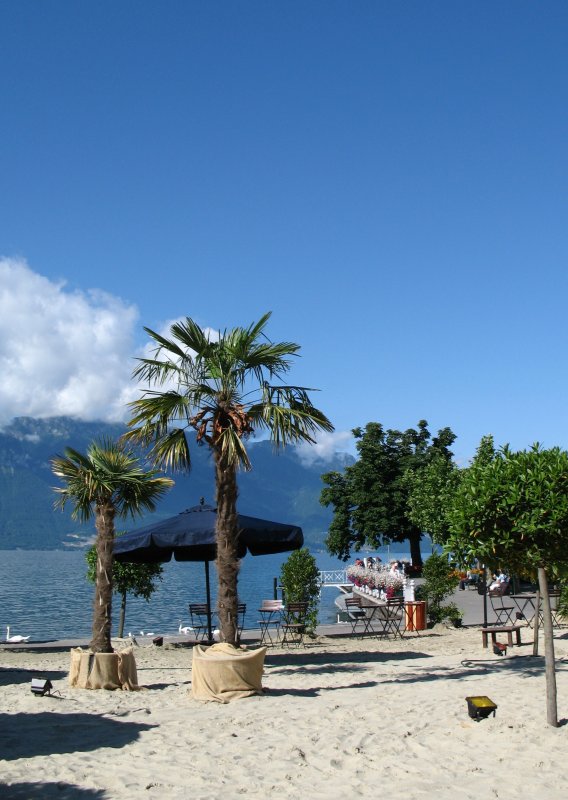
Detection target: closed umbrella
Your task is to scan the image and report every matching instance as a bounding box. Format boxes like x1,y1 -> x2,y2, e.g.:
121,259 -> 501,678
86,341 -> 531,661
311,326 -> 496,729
113,501 -> 303,641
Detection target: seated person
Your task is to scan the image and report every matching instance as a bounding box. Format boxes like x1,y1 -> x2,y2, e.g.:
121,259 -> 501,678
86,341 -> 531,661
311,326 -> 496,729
489,570 -> 509,591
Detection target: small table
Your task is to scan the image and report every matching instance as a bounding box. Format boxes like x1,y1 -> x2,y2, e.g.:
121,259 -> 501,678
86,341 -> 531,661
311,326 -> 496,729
258,606 -> 283,646
510,594 -> 537,627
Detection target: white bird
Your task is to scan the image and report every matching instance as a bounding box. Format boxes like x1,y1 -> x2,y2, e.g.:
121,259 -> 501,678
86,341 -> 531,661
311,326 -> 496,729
178,621 -> 194,635
212,628 -> 221,642
145,632 -> 155,637
6,626 -> 30,643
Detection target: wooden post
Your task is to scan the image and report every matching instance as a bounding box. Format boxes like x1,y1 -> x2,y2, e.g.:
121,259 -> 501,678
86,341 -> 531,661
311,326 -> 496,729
532,588 -> 540,656
538,566 -> 558,728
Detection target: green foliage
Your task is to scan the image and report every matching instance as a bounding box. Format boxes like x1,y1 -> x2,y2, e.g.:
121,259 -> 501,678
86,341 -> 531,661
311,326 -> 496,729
558,585 -> 568,620
52,438 -> 174,523
124,312 -> 334,473
85,541 -> 163,602
405,453 -> 461,544
280,548 -> 321,633
421,552 -> 460,622
447,442 -> 568,576
320,420 -> 456,564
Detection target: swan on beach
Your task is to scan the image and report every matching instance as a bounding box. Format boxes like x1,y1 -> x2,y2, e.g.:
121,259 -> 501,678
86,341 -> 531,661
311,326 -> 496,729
178,621 -> 194,635
139,631 -> 155,636
6,626 -> 30,643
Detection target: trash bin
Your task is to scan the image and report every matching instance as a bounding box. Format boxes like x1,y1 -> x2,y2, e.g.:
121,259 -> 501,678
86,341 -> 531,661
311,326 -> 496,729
405,601 -> 427,631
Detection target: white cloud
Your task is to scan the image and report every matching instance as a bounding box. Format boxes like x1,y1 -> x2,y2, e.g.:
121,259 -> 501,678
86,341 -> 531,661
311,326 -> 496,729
0,258 -> 141,425
294,430 -> 354,465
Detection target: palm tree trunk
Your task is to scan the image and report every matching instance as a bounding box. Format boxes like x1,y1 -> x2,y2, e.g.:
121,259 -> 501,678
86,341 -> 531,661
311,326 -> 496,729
214,449 -> 240,646
91,500 -> 116,653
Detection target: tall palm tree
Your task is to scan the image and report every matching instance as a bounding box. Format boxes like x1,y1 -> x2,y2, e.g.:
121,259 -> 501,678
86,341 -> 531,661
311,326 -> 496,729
124,312 -> 334,645
51,439 -> 174,653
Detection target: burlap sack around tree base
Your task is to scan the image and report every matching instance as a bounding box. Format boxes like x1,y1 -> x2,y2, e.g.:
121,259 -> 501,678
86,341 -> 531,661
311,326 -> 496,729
69,646 -> 140,690
191,642 -> 267,703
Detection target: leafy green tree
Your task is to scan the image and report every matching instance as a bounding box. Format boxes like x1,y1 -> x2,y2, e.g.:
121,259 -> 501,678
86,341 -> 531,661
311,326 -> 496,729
280,548 -> 321,633
124,312 -> 333,646
321,420 -> 456,565
51,439 -> 173,653
85,540 -> 163,638
447,442 -> 568,727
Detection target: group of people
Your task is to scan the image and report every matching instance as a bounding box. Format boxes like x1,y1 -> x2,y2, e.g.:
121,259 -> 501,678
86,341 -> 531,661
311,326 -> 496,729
458,565 -> 510,591
354,556 -> 412,575
354,556 -> 383,569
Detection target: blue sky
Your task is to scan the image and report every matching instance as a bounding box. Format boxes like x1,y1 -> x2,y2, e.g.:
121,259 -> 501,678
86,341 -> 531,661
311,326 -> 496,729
1,2 -> 567,464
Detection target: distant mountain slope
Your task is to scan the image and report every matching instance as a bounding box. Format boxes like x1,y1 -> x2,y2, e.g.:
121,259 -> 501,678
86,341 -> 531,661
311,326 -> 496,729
0,417 -> 353,550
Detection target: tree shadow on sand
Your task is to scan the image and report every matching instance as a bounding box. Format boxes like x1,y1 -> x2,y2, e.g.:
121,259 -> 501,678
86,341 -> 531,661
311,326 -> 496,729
1,783 -> 107,800
265,649 -> 430,674
0,667 -> 68,687
0,712 -> 156,761
377,654 -> 568,687
263,679 -> 379,697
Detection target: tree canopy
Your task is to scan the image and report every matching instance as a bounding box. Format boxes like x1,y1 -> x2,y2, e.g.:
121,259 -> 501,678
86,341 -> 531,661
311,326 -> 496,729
447,442 -> 568,577
320,420 -> 456,564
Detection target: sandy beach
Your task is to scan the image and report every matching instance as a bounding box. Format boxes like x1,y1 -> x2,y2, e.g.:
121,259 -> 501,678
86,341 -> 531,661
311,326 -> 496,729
1,623 -> 568,800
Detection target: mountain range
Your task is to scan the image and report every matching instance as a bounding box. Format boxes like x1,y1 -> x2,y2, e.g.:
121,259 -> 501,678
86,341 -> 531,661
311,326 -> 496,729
0,416 -> 353,551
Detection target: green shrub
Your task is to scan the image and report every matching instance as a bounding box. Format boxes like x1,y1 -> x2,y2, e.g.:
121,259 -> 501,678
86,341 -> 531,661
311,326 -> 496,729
280,548 -> 321,634
421,552 -> 460,624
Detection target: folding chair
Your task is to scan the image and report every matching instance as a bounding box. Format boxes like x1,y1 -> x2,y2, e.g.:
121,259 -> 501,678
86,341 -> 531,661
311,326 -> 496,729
281,602 -> 308,647
236,603 -> 246,639
258,600 -> 283,646
188,603 -> 214,642
489,585 -> 515,625
385,599 -> 405,638
345,596 -> 370,637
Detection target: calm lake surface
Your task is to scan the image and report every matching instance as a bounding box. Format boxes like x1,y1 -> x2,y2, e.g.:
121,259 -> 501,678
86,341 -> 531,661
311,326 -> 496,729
0,548 -> 406,641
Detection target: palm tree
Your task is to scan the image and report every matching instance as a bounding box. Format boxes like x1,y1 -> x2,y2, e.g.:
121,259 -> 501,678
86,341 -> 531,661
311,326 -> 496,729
124,312 -> 334,645
51,439 -> 174,653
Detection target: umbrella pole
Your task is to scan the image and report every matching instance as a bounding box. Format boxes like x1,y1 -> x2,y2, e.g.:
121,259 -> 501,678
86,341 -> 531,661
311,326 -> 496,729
205,560 -> 213,643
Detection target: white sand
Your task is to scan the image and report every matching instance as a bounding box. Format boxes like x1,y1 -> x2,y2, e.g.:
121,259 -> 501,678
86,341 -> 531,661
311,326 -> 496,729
1,626 -> 567,799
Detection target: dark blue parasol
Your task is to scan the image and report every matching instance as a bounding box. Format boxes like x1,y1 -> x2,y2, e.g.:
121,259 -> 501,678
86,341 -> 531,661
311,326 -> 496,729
113,502 -> 303,640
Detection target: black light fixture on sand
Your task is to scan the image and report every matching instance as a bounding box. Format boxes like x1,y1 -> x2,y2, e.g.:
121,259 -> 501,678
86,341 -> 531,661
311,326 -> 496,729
466,695 -> 497,720
30,679 -> 53,696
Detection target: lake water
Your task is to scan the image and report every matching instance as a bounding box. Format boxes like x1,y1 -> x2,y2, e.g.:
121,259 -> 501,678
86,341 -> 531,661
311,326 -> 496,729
0,546 -> 412,641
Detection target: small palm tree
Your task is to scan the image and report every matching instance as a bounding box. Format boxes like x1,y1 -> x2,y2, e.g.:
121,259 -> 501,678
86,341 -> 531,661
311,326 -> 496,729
51,439 -> 174,653
124,312 -> 333,645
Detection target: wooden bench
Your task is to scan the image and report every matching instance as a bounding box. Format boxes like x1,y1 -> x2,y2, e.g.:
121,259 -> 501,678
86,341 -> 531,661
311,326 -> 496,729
481,625 -> 522,649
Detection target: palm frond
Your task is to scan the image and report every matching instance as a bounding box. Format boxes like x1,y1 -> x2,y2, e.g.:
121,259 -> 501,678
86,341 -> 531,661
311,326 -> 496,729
142,427 -> 192,472
216,426 -> 252,471
51,439 -> 174,522
127,391 -> 192,432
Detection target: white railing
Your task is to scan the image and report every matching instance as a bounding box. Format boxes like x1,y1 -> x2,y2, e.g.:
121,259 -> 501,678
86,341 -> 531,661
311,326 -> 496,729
319,569 -> 348,586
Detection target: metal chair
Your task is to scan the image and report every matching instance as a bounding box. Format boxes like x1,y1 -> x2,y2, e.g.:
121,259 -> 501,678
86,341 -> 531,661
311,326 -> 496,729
345,596 -> 369,637
188,603 -> 214,641
258,599 -> 283,645
281,602 -> 308,647
236,603 -> 246,638
489,584 -> 515,625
